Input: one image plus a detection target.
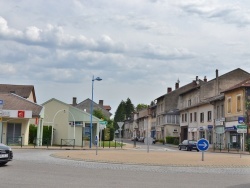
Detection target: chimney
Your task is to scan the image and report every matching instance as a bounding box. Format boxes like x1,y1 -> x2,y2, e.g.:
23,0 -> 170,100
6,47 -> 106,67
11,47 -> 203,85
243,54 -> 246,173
216,69 -> 219,95
204,76 -> 207,82
72,97 -> 77,106
175,79 -> 180,90
99,100 -> 104,107
167,87 -> 172,93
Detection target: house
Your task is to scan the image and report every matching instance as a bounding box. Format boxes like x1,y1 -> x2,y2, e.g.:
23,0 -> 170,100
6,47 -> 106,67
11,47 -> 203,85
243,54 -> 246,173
42,98 -> 101,147
72,97 -> 112,119
221,78 -> 250,151
155,78 -> 204,141
178,68 -> 250,149
0,84 -> 37,103
0,91 -> 43,146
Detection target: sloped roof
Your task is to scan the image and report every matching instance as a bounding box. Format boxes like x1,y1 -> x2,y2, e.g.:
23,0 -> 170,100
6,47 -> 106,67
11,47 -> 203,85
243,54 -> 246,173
0,93 -> 43,117
222,78 -> 250,93
76,98 -> 112,116
0,84 -> 36,103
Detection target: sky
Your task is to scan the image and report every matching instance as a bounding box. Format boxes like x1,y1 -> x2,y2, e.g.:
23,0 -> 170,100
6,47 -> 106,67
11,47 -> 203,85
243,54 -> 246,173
1,0 -> 250,117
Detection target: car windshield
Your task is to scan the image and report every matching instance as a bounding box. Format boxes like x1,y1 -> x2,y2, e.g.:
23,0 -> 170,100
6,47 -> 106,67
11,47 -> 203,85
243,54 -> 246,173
189,141 -> 196,144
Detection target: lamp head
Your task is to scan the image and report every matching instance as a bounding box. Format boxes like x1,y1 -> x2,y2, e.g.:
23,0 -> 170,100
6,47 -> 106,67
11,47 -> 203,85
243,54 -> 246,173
95,77 -> 102,81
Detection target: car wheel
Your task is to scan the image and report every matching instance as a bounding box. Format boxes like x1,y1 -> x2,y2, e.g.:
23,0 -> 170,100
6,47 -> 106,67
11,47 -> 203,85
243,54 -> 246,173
0,162 -> 7,166
186,146 -> 189,151
190,148 -> 192,151
179,146 -> 181,150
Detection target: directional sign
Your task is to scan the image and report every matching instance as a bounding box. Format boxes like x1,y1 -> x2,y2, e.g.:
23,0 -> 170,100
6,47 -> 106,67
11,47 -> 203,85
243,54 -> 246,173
95,135 -> 99,146
99,121 -> 107,130
197,139 -> 209,151
237,125 -> 247,133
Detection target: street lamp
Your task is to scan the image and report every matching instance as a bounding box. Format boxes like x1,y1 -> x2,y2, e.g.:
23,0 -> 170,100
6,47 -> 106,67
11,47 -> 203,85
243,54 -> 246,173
89,76 -> 102,148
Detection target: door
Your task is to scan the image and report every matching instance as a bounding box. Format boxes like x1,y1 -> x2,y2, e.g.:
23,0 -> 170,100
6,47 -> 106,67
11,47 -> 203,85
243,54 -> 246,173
7,123 -> 22,144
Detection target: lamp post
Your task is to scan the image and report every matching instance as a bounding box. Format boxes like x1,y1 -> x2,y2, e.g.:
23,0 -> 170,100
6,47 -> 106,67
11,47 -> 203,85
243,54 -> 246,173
89,76 -> 102,148
51,109 -> 75,146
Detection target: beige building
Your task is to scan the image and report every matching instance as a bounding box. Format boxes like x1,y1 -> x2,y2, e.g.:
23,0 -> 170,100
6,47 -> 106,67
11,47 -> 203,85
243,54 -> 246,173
42,98 -> 101,147
0,84 -> 43,146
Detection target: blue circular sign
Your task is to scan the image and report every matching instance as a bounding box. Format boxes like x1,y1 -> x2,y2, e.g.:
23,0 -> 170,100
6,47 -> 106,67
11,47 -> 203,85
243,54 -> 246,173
197,139 -> 209,151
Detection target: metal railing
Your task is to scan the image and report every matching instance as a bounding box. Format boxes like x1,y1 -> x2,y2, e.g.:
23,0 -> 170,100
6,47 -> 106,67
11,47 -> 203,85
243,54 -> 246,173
7,137 -> 22,147
60,139 -> 75,149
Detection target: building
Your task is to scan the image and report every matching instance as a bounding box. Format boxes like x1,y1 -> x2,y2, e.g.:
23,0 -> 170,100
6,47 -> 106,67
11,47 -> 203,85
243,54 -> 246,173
72,97 -> 112,119
0,84 -> 43,145
222,78 -> 250,151
42,98 -> 101,147
179,68 -> 250,149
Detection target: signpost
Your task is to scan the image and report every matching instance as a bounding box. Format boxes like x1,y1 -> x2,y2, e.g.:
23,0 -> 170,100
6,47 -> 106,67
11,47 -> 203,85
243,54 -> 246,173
197,138 -> 210,161
237,124 -> 247,152
95,135 -> 99,155
117,122 -> 124,148
99,121 -> 107,147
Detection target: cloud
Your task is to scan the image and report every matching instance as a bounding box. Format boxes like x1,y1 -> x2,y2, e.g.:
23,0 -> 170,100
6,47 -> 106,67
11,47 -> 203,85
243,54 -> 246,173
177,1 -> 250,27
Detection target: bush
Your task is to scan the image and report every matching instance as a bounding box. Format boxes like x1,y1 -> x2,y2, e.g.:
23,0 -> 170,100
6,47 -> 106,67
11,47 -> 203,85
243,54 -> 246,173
166,136 -> 179,145
29,124 -> 37,144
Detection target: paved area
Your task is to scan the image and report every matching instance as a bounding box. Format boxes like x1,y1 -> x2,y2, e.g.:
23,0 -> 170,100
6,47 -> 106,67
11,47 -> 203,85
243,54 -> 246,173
12,143 -> 250,168
50,144 -> 250,168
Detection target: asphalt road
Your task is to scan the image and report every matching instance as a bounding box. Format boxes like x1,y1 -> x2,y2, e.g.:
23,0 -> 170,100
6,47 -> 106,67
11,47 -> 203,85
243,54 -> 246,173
0,148 -> 250,188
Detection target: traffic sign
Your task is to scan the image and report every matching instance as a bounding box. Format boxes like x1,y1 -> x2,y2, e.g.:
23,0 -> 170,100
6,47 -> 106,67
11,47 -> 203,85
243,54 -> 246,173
117,122 -> 124,128
95,135 -> 99,146
197,138 -> 209,151
237,125 -> 247,133
99,121 -> 107,130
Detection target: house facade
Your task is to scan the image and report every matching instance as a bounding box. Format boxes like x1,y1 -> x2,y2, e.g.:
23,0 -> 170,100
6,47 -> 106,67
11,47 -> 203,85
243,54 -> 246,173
42,98 -> 101,147
0,84 -> 43,146
179,69 -> 250,149
155,79 -> 204,141
222,78 -> 250,151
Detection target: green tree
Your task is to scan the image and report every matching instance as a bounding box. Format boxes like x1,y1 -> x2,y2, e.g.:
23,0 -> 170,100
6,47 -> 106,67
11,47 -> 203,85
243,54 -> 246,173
29,124 -> 37,144
113,100 -> 126,131
125,98 -> 134,119
136,103 -> 148,111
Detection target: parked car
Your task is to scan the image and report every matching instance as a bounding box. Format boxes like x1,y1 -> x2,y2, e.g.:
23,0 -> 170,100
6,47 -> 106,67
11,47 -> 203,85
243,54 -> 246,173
0,143 -> 13,166
179,140 -> 199,151
138,137 -> 145,142
131,137 -> 139,141
152,138 -> 156,144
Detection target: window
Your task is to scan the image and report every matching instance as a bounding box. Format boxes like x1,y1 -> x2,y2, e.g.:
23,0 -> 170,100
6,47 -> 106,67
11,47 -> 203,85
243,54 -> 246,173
190,113 -> 192,122
237,95 -> 242,112
200,112 -> 204,122
182,114 -> 184,122
194,112 -> 197,122
207,111 -> 212,122
184,113 -> 187,122
227,97 -> 232,113
188,99 -> 191,107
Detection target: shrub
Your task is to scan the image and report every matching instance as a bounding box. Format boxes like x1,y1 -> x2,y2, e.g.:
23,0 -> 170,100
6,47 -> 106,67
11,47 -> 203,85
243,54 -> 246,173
166,136 -> 179,145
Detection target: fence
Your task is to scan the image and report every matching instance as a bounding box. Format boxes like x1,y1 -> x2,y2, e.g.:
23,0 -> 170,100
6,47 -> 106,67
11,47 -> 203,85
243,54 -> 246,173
60,139 -> 75,149
7,137 -> 22,147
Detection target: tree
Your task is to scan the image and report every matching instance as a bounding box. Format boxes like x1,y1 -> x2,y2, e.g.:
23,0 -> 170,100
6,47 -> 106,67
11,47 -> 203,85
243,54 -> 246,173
113,100 -> 126,131
125,98 -> 134,119
93,108 -> 113,128
136,103 -> 148,111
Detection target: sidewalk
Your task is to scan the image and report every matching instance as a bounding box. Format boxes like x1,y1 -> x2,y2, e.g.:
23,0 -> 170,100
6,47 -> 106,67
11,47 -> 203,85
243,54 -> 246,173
12,143 -> 250,168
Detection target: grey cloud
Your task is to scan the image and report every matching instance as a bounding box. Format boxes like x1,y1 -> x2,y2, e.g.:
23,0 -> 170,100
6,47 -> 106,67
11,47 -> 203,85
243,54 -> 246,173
178,2 -> 250,27
0,17 -> 126,54
140,43 -> 196,60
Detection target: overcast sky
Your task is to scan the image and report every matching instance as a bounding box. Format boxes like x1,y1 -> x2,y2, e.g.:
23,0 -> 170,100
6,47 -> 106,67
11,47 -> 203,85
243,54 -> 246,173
1,0 -> 250,117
